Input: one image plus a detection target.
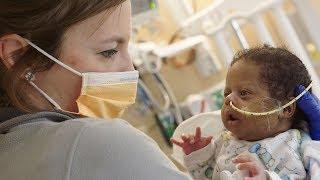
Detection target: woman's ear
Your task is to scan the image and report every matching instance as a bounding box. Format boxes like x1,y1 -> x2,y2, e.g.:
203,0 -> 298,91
279,97 -> 296,120
0,34 -> 28,69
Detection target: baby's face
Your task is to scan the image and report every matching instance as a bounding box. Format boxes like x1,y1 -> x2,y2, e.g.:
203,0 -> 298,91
222,60 -> 282,141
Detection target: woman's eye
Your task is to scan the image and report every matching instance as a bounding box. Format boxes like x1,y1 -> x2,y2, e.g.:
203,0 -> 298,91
100,49 -> 118,59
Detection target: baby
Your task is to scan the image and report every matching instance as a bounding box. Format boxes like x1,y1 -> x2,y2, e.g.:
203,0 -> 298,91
172,45 -> 320,180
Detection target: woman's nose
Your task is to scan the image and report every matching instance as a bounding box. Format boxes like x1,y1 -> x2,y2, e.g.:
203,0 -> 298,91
127,58 -> 135,71
121,52 -> 135,71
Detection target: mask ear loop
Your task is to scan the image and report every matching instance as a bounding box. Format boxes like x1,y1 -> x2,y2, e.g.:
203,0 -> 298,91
25,71 -> 62,110
22,39 -> 82,111
24,39 -> 81,76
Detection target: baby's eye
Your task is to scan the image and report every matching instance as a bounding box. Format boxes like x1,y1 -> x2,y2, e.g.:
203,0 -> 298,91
239,90 -> 250,97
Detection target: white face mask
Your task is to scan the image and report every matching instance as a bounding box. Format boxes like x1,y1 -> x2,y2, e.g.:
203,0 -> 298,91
24,39 -> 139,119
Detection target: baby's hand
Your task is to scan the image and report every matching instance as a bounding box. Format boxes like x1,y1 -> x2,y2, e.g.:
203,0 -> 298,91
171,127 -> 213,155
233,154 -> 266,180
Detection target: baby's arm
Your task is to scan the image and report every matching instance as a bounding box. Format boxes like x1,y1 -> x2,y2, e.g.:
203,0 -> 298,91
233,154 -> 307,180
301,140 -> 320,179
264,139 -> 320,180
183,140 -> 217,180
171,127 -> 215,180
232,131 -> 315,180
233,153 -> 268,180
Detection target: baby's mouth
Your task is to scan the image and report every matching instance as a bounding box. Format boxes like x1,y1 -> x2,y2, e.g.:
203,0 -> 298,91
227,111 -> 242,125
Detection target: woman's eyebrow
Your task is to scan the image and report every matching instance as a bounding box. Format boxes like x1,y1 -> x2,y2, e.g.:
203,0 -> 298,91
100,35 -> 125,44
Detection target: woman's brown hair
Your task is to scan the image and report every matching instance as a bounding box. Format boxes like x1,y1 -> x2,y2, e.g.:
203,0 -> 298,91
0,0 -> 126,112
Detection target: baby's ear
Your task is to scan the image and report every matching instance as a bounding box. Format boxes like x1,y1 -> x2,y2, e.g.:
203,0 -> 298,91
279,97 -> 296,120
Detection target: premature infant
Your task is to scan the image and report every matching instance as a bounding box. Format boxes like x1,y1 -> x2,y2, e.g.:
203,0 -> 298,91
172,45 -> 320,180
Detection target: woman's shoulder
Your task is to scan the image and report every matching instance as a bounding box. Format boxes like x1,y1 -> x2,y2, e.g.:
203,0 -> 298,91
2,114 -> 188,179
67,118 -> 157,145
40,118 -> 159,152
68,118 -> 163,158
66,118 -> 187,179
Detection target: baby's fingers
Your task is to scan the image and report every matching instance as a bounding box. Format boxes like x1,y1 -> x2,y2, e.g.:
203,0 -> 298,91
233,154 -> 254,163
237,162 -> 259,177
205,136 -> 213,143
181,134 -> 190,142
170,138 -> 184,147
195,127 -> 201,141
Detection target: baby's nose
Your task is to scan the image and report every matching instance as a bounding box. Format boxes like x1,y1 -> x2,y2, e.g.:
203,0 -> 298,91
224,93 -> 237,106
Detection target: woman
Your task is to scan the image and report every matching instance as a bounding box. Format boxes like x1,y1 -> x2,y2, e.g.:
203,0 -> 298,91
0,0 -> 189,179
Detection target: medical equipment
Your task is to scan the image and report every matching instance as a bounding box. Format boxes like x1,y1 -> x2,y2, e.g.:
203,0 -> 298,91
131,0 -> 320,146
203,81 -> 225,111
131,42 -> 185,120
172,81 -> 314,164
230,20 -> 250,49
25,39 -> 139,119
194,39 -> 223,77
307,44 -> 320,61
131,37 -> 220,74
131,0 -> 158,26
130,43 -> 185,143
180,94 -> 211,119
162,0 -> 193,26
153,72 -> 184,144
291,0 -> 320,50
131,35 -> 223,118
130,35 -> 224,143
130,73 -> 181,144
230,82 -> 313,116
227,82 -> 312,132
130,35 -> 221,142
296,85 -> 320,140
180,81 -> 225,119
168,0 -> 320,96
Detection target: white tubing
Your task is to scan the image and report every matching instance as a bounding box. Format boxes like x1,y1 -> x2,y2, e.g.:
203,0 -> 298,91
152,35 -> 205,58
272,6 -> 320,97
181,0 -> 225,28
162,0 -> 193,26
205,1 -> 281,37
